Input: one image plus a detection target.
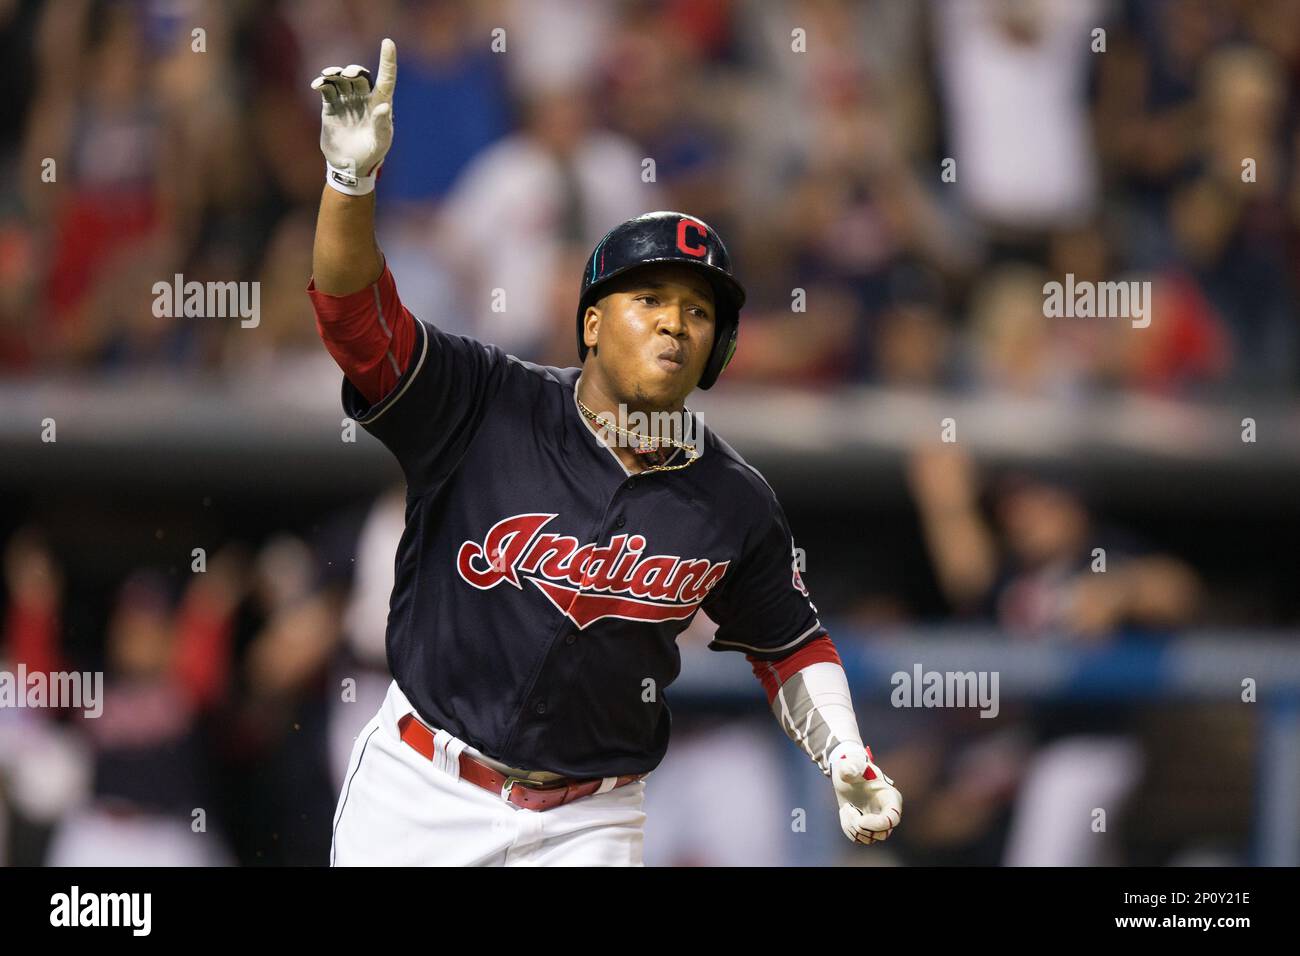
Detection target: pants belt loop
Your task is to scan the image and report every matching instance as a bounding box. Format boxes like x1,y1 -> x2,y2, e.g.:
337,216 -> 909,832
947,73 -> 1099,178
432,728 -> 466,780
594,776 -> 618,795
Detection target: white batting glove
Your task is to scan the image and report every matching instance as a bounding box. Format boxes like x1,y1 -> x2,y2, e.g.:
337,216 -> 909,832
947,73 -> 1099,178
312,37 -> 397,196
830,741 -> 902,845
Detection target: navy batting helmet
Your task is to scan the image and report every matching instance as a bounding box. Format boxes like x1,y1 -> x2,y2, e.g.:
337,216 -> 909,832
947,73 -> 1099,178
576,211 -> 746,390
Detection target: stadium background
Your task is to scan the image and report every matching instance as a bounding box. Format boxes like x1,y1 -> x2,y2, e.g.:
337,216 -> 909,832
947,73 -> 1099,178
1,0 -> 1298,866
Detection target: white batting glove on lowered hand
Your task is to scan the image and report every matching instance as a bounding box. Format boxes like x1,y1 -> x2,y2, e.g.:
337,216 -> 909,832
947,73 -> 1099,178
312,37 -> 397,196
831,741 -> 902,845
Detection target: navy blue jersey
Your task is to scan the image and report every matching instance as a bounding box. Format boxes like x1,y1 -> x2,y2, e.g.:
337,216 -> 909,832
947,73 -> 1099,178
342,316 -> 825,778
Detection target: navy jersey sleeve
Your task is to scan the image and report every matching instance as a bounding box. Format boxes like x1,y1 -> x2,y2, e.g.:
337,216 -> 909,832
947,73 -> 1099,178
342,318 -> 509,494
702,489 -> 826,660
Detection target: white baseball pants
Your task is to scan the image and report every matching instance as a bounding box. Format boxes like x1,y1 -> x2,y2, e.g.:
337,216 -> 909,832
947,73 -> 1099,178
330,681 -> 647,866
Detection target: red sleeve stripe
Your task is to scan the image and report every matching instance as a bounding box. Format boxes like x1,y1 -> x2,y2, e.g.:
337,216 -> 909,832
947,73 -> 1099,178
370,292 -> 402,377
747,634 -> 842,705
307,261 -> 416,406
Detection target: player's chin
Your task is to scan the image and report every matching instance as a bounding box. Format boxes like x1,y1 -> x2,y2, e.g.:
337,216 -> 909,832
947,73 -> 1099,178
639,360 -> 695,398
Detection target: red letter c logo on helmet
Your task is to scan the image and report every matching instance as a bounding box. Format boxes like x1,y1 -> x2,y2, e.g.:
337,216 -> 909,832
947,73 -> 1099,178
676,217 -> 708,258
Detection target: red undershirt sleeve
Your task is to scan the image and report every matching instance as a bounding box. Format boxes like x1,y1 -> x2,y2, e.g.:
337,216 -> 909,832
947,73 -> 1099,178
306,260 -> 417,406
747,633 -> 843,704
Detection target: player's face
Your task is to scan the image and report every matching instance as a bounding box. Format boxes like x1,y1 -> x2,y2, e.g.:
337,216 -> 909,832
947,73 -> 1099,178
998,484 -> 1088,565
585,264 -> 716,407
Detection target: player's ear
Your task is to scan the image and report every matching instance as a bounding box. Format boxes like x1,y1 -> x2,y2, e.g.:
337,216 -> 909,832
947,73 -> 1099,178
583,304 -> 601,356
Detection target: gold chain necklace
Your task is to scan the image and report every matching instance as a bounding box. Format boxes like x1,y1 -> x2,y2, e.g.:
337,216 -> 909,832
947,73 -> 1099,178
576,395 -> 701,473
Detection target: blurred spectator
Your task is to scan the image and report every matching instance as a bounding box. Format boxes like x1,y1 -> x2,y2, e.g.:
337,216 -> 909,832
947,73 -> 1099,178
597,0 -> 732,224
907,447 -> 1200,636
721,281 -> 859,384
907,446 -> 1202,864
0,0 -> 40,181
223,534 -> 345,865
862,710 -> 1032,866
872,275 -> 955,389
3,527 -> 67,677
434,80 -> 659,357
641,717 -> 791,867
372,0 -> 513,205
933,0 -> 1104,235
732,0 -> 930,210
328,487 -> 405,790
27,0 -> 172,366
1165,47 -> 1298,391
45,561 -> 242,866
639,609 -> 791,867
962,263 -> 1088,399
0,527 -> 87,865
221,208 -> 342,389
503,0 -> 618,94
1095,0 -> 1231,218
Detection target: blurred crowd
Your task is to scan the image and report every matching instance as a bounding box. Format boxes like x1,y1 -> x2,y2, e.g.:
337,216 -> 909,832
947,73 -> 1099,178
0,452 -> 1259,867
0,0 -> 1297,395
0,0 -> 1291,866
0,516 -> 363,866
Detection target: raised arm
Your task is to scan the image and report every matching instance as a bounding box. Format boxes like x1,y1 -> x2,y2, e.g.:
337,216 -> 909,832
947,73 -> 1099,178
313,188 -> 382,296
307,39 -> 419,406
906,446 -> 999,611
310,37 -> 395,293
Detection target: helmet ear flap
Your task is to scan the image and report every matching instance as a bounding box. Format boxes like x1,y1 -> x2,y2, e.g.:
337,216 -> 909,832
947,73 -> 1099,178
696,317 -> 737,390
718,325 -> 738,373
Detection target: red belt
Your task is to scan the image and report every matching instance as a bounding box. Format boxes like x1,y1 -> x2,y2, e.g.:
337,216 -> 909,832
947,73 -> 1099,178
397,713 -> 645,812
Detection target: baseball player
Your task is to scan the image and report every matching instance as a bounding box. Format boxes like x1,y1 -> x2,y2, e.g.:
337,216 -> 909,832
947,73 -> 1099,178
311,39 -> 901,866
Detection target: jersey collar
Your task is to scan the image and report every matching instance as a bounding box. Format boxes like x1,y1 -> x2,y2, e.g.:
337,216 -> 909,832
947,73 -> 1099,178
570,374 -> 704,477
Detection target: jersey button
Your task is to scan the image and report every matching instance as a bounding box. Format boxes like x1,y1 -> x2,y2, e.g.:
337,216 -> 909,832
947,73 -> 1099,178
564,632 -> 577,645
613,515 -> 626,529
534,700 -> 548,715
